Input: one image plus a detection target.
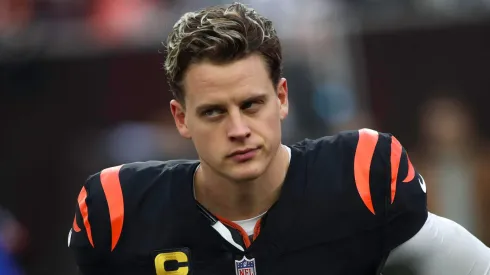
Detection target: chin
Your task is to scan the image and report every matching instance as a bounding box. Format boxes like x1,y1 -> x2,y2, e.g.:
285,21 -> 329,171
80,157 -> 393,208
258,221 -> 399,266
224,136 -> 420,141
228,162 -> 265,182
231,173 -> 262,183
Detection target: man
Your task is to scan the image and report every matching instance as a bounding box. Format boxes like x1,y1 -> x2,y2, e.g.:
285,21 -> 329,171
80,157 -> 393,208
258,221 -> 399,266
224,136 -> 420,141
69,2 -> 490,274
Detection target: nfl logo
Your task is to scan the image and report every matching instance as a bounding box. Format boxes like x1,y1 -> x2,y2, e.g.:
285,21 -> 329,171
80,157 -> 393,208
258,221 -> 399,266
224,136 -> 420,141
235,256 -> 257,275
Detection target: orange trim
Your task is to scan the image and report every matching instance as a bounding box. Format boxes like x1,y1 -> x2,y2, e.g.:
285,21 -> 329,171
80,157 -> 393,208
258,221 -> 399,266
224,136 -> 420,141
73,216 -> 81,232
100,165 -> 124,251
354,129 -> 378,215
216,216 -> 251,248
78,186 -> 94,247
402,156 -> 415,183
252,218 -> 262,241
390,136 -> 402,203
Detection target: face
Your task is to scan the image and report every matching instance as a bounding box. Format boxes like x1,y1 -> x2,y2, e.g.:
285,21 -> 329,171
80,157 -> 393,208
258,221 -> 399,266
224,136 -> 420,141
170,54 -> 289,182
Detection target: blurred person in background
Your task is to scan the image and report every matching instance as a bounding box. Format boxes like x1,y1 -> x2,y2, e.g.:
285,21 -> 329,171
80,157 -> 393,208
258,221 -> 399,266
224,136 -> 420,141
414,93 -> 490,245
0,206 -> 27,275
67,2 -> 490,275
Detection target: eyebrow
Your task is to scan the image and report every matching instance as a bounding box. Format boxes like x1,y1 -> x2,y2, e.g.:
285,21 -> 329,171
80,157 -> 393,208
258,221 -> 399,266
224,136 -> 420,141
242,94 -> 267,105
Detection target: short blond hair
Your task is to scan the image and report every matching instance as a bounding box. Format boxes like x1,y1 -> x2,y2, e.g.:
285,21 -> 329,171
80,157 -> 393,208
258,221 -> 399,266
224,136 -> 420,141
164,2 -> 282,103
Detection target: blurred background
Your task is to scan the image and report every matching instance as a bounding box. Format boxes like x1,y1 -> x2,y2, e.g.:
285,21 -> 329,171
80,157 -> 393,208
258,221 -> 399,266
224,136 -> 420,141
1,0 -> 490,274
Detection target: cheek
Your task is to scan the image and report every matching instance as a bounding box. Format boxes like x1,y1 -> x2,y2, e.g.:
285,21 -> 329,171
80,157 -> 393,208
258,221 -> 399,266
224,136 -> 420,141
190,124 -> 224,151
257,108 -> 282,137
192,125 -> 214,140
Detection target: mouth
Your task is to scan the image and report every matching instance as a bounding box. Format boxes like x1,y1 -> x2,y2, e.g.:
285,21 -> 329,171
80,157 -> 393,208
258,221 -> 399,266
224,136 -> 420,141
227,147 -> 260,162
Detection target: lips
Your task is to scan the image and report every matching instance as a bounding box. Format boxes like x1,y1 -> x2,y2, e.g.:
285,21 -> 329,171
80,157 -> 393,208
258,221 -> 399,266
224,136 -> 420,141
229,148 -> 256,157
228,147 -> 259,162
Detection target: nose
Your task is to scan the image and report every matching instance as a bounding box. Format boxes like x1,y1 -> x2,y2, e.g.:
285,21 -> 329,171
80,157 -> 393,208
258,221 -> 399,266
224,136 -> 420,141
226,111 -> 251,141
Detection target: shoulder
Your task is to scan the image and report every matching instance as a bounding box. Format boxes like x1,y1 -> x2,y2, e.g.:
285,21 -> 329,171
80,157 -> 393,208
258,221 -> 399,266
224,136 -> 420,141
286,129 -> 400,243
83,160 -> 198,197
290,128 -> 397,165
289,129 -> 427,247
290,128 -> 421,214
70,160 -> 198,254
105,160 -> 198,195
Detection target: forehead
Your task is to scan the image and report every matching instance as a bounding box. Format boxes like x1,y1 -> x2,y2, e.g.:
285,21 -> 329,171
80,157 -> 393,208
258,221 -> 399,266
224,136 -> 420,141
182,54 -> 273,105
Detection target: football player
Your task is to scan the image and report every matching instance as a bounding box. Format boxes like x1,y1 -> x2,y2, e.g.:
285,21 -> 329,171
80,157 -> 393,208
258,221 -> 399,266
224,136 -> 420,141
69,2 -> 490,274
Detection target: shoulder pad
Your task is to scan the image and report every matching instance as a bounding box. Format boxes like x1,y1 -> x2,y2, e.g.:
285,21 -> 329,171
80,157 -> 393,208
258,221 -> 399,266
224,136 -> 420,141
70,160 -> 198,252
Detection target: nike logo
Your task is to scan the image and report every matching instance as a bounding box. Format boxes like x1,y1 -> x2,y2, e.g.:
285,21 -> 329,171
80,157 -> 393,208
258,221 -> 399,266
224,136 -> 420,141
418,175 -> 427,193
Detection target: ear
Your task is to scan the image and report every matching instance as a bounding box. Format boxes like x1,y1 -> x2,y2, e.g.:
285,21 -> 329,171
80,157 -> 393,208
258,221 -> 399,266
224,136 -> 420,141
277,78 -> 289,120
170,100 -> 191,139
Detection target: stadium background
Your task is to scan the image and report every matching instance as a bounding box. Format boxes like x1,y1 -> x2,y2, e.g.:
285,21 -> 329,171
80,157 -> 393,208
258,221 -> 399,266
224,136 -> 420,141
1,0 -> 489,274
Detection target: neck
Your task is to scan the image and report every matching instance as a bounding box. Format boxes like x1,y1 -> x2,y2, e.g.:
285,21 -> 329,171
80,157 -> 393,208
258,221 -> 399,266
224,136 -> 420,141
194,145 -> 290,221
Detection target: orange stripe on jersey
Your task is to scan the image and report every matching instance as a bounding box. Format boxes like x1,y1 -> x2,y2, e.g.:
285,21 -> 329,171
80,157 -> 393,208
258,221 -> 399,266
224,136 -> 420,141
390,136 -> 402,203
100,165 -> 124,251
252,218 -> 262,241
78,186 -> 94,247
216,216 -> 252,249
73,216 -> 81,232
402,156 -> 415,183
354,129 -> 379,215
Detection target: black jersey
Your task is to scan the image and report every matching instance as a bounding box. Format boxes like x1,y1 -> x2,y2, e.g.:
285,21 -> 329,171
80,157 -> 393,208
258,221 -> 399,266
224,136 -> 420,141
69,128 -> 428,275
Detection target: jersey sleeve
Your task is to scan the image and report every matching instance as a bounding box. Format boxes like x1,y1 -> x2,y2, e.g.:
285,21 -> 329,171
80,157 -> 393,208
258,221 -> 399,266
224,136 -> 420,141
380,132 -> 428,251
353,128 -> 428,251
69,165 -> 124,274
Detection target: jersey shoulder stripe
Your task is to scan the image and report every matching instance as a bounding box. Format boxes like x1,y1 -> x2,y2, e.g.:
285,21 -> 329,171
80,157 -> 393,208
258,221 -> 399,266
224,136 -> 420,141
100,165 -> 124,251
76,186 -> 94,247
352,128 -> 418,214
390,136 -> 403,204
402,155 -> 415,183
354,128 -> 379,215
70,160 -> 198,252
390,136 -> 416,203
71,165 -> 124,250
